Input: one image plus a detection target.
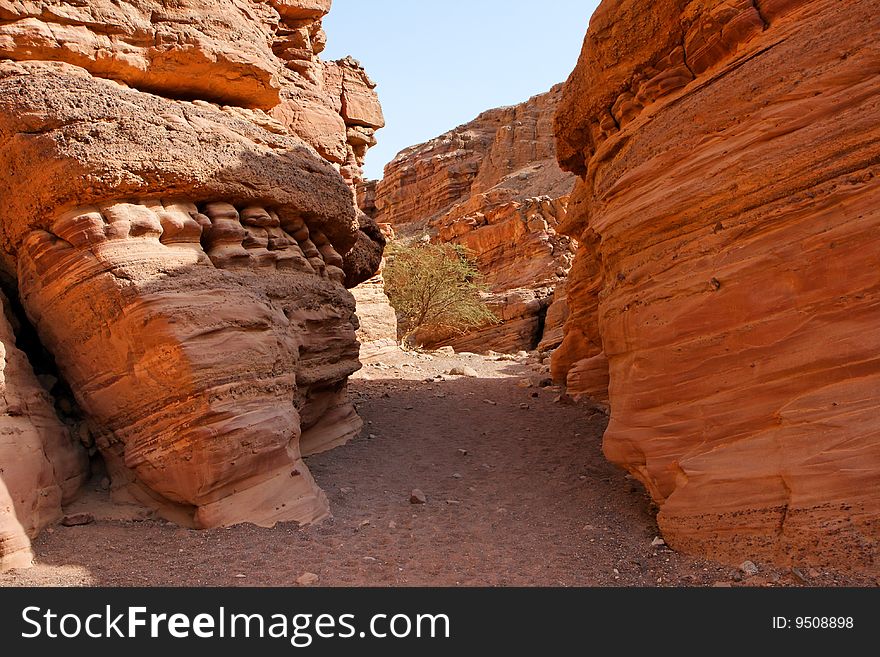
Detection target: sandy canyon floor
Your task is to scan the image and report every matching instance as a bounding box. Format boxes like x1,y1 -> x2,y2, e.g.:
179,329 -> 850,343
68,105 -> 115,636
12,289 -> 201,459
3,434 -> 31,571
1,350 -> 875,587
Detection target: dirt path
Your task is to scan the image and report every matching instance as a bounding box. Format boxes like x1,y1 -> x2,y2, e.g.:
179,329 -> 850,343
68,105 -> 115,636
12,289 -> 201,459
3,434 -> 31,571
1,351 -> 872,587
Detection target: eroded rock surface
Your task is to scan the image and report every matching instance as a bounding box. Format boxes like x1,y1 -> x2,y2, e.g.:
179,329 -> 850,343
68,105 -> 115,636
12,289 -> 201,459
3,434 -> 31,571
554,0 -> 880,568
0,291 -> 86,570
351,224 -> 399,362
0,0 -> 384,566
373,87 -> 577,353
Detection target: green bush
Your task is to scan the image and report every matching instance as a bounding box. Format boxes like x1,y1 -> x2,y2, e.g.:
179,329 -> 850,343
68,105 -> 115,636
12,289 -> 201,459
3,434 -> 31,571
384,241 -> 497,342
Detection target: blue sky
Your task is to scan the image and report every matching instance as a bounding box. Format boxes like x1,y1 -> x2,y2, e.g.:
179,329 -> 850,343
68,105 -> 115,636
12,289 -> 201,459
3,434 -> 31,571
323,0 -> 600,180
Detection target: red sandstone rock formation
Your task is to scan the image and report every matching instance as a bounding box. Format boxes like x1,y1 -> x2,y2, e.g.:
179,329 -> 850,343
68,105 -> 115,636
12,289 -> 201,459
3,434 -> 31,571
352,271 -> 399,361
373,87 -> 577,353
0,292 -> 87,570
0,1 -> 383,185
536,287 -> 570,354
419,196 -> 573,353
555,0 -> 880,568
276,54 -> 385,187
351,224 -> 399,361
0,0 -> 384,568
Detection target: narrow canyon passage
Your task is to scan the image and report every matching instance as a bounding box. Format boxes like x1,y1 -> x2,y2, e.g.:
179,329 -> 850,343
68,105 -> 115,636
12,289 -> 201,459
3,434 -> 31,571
2,351 -> 870,587
1,0 -> 876,592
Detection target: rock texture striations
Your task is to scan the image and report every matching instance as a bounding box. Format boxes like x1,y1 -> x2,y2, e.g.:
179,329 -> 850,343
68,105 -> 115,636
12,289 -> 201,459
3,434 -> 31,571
0,0 -> 384,184
554,0 -> 880,569
350,223 -> 399,362
0,0 -> 384,567
372,87 -> 577,353
0,292 -> 87,570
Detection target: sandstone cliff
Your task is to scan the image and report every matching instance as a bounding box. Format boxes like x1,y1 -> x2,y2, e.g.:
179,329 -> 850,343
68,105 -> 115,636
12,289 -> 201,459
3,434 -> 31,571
554,0 -> 880,569
0,0 -> 384,568
350,184 -> 398,360
372,87 -> 577,353
0,0 -> 384,186
350,222 -> 399,362
0,291 -> 87,569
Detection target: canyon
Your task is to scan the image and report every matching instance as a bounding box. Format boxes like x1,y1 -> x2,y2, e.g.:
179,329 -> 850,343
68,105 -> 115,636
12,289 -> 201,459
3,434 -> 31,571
1,0 -> 877,580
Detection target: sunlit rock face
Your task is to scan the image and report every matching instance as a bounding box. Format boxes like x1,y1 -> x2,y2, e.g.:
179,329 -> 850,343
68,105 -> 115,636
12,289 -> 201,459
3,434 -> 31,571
0,0 -> 385,567
554,0 -> 880,569
349,220 -> 399,362
373,86 -> 577,353
0,290 -> 87,570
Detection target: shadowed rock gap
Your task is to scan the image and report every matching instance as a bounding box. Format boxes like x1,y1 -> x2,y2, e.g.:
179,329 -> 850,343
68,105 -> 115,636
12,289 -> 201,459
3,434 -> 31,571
0,274 -> 100,482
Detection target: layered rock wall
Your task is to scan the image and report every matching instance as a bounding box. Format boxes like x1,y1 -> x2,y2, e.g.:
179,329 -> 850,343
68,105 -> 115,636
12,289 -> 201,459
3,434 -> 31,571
351,224 -> 399,361
0,1 -> 384,185
0,291 -> 87,570
555,0 -> 880,568
0,0 -> 384,567
373,87 -> 577,353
